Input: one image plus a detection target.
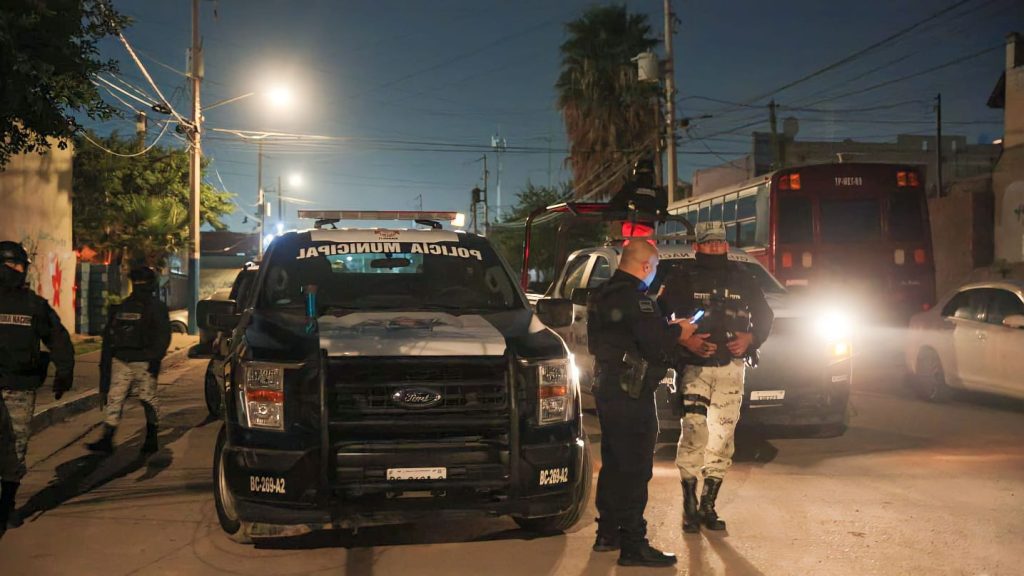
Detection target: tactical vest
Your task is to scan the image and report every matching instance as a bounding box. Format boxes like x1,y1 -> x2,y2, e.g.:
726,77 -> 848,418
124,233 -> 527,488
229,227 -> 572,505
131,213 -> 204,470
683,264 -> 752,364
107,298 -> 153,351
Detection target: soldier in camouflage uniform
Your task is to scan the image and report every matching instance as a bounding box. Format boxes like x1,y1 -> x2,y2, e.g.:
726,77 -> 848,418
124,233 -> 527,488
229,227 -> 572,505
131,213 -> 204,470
660,222 -> 773,533
87,266 -> 170,454
0,241 -> 75,532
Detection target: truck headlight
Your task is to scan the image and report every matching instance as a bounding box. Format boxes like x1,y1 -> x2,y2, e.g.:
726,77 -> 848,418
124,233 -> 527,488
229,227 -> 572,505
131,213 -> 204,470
534,357 -> 577,426
814,309 -> 854,341
238,362 -> 285,430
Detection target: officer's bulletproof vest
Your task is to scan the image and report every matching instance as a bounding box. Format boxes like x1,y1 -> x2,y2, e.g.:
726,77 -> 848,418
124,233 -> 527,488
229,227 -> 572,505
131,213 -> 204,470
107,298 -> 153,351
0,290 -> 41,376
686,264 -> 752,360
586,280 -> 637,362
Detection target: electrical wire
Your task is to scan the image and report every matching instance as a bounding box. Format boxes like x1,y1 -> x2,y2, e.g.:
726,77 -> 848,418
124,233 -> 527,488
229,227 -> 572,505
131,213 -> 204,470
116,32 -> 190,128
80,119 -> 173,157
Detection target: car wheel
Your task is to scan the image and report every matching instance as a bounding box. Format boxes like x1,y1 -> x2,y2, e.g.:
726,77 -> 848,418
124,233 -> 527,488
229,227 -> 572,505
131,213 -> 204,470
214,425 -> 253,544
170,321 -> 188,334
914,349 -> 952,403
204,363 -> 223,418
513,437 -> 592,533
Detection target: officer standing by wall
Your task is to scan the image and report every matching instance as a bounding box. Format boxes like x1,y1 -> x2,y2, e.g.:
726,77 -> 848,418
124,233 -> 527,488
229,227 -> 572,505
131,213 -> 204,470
660,222 -> 773,533
87,266 -> 170,454
587,240 -> 696,568
0,241 -> 74,532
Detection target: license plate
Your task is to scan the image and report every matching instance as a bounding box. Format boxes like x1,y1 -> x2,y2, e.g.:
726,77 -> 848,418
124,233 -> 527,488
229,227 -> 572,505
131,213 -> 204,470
751,390 -> 785,402
386,467 -> 446,481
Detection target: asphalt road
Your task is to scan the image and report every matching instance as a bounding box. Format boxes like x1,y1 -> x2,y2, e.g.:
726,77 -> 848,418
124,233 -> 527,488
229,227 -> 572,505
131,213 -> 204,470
2,341 -> 1023,576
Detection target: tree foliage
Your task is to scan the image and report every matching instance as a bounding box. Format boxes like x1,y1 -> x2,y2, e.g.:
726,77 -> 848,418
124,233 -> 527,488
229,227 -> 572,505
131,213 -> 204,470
0,0 -> 129,168
72,131 -> 234,265
556,5 -> 659,200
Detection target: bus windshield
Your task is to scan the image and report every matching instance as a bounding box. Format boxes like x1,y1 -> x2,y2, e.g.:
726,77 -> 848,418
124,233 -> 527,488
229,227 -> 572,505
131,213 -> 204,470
259,239 -> 524,313
820,197 -> 881,243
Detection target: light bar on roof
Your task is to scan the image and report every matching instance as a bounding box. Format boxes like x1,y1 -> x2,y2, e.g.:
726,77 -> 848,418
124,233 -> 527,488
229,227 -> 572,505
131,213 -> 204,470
298,210 -> 460,222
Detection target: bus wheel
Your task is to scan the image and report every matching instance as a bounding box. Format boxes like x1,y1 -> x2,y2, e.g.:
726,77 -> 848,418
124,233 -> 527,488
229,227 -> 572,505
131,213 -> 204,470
513,439 -> 592,533
914,349 -> 951,403
214,426 -> 253,544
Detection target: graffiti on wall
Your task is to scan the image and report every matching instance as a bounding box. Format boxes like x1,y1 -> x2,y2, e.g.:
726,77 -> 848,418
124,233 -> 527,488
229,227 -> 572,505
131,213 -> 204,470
17,229 -> 73,321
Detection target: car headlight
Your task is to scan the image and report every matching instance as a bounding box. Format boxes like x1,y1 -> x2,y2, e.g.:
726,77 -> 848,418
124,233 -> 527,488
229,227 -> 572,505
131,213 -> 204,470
534,357 -> 578,426
814,309 -> 855,342
238,362 -> 285,430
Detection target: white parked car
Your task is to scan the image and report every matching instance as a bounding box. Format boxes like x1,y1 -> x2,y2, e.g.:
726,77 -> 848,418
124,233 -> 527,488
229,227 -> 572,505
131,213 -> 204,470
905,280 -> 1024,401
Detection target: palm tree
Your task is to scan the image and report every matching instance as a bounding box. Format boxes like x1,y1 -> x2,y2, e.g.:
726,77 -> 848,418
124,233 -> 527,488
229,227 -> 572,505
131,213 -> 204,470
556,5 -> 659,200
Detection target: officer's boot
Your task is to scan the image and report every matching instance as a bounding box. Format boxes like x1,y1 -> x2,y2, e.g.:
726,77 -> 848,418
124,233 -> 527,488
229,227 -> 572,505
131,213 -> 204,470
1,480 -> 21,529
142,423 -> 159,453
700,476 -> 727,531
617,541 -> 678,568
86,424 -> 116,454
682,477 -> 700,533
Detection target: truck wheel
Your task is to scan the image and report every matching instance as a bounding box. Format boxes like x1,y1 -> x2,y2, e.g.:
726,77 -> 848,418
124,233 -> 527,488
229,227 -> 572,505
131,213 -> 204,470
214,426 -> 253,544
914,349 -> 951,403
513,439 -> 592,533
204,363 -> 223,418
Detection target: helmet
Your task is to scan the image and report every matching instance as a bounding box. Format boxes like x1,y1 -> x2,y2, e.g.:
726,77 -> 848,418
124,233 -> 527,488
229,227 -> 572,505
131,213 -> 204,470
0,241 -> 30,266
129,266 -> 158,286
0,241 -> 30,289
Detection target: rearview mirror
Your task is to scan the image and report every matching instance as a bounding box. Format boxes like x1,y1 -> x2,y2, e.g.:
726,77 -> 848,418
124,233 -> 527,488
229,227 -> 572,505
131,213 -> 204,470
536,298 -> 573,328
197,299 -> 240,332
1002,314 -> 1024,329
570,287 -> 590,306
371,257 -> 411,269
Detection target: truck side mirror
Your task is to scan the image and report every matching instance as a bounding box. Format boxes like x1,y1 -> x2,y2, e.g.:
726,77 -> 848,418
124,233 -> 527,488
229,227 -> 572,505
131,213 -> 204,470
570,287 -> 590,306
536,298 -> 573,328
197,299 -> 240,332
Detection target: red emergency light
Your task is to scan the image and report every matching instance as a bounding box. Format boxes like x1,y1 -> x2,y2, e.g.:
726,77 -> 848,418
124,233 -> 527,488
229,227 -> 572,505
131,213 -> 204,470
621,221 -> 655,237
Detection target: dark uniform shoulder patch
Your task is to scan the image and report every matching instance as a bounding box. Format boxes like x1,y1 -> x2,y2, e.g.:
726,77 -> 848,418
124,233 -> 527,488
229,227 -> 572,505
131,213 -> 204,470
638,298 -> 655,314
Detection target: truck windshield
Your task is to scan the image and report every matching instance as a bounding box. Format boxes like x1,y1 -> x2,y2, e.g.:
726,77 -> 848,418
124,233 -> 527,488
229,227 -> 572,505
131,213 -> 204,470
260,240 -> 523,312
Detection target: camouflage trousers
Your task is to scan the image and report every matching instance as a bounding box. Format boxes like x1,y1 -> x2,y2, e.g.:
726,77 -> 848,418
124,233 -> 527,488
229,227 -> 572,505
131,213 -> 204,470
105,359 -> 160,428
675,360 -> 745,480
1,390 -> 36,481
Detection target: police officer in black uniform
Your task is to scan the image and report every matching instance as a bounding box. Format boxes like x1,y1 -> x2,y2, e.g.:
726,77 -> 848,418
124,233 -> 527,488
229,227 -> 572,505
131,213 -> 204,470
587,240 -> 696,568
660,222 -> 773,533
0,241 -> 74,533
87,266 -> 170,454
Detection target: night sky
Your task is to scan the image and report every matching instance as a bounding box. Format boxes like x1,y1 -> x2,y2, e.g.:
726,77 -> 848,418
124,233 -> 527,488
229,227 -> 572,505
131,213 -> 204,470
82,0 -> 1020,232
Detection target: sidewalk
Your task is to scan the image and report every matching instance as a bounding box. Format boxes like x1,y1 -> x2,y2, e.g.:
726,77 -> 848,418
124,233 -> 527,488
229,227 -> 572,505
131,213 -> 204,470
30,334 -> 199,434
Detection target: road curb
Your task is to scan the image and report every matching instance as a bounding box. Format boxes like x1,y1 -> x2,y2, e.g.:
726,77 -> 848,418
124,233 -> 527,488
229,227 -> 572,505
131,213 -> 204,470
29,345 -> 195,434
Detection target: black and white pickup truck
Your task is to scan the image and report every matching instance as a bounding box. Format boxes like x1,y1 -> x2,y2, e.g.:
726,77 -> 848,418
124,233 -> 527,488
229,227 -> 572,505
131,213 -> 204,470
195,211 -> 591,542
537,241 -> 853,436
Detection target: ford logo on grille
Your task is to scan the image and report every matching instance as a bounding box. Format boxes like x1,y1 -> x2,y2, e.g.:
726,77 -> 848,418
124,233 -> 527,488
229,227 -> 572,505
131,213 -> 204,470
392,388 -> 443,409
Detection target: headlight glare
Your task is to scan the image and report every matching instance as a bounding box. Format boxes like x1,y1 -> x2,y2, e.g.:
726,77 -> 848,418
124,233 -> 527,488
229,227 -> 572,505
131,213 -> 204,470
239,363 -> 285,430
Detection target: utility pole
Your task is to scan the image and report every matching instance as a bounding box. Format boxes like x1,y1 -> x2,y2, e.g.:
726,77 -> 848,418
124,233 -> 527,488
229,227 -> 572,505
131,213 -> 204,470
663,0 -> 678,202
277,175 -> 284,228
491,134 -> 505,221
935,93 -> 943,198
135,111 -> 147,152
769,99 -> 780,171
187,0 -> 202,334
257,141 -> 264,259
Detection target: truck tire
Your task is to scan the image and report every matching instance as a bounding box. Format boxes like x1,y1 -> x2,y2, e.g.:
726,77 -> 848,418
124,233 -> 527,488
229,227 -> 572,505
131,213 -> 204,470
214,425 -> 253,544
204,362 -> 223,418
513,439 -> 592,533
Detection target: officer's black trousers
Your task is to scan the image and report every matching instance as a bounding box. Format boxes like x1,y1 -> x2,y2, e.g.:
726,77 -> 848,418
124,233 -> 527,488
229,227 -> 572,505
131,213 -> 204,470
594,378 -> 658,550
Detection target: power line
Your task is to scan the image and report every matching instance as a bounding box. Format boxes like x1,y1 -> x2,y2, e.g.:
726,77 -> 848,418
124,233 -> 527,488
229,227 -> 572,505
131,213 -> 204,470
80,119 -> 173,157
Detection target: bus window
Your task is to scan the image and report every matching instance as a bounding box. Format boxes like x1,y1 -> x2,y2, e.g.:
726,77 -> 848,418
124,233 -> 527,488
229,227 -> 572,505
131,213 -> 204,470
699,202 -> 710,222
821,198 -> 881,243
889,192 -> 926,242
737,220 -> 757,247
778,196 -> 813,244
723,195 -> 737,221
726,223 -> 738,244
710,201 -> 723,221
687,209 -> 698,224
737,195 -> 757,220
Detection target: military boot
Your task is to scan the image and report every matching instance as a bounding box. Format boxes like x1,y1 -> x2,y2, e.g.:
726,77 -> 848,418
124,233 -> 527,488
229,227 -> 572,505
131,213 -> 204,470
86,425 -> 116,454
700,476 -> 727,531
142,423 -> 159,453
1,480 -> 21,529
618,541 -> 677,568
682,477 -> 700,533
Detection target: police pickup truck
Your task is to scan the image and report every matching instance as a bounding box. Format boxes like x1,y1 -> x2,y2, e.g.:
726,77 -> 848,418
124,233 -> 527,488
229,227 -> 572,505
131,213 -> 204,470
195,211 -> 590,542
537,241 -> 853,436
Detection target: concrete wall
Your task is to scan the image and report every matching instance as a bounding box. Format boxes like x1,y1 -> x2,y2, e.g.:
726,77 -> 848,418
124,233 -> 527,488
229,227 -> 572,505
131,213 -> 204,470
0,145 -> 75,330
928,176 -> 995,297
692,155 -> 754,198
993,34 -> 1024,263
